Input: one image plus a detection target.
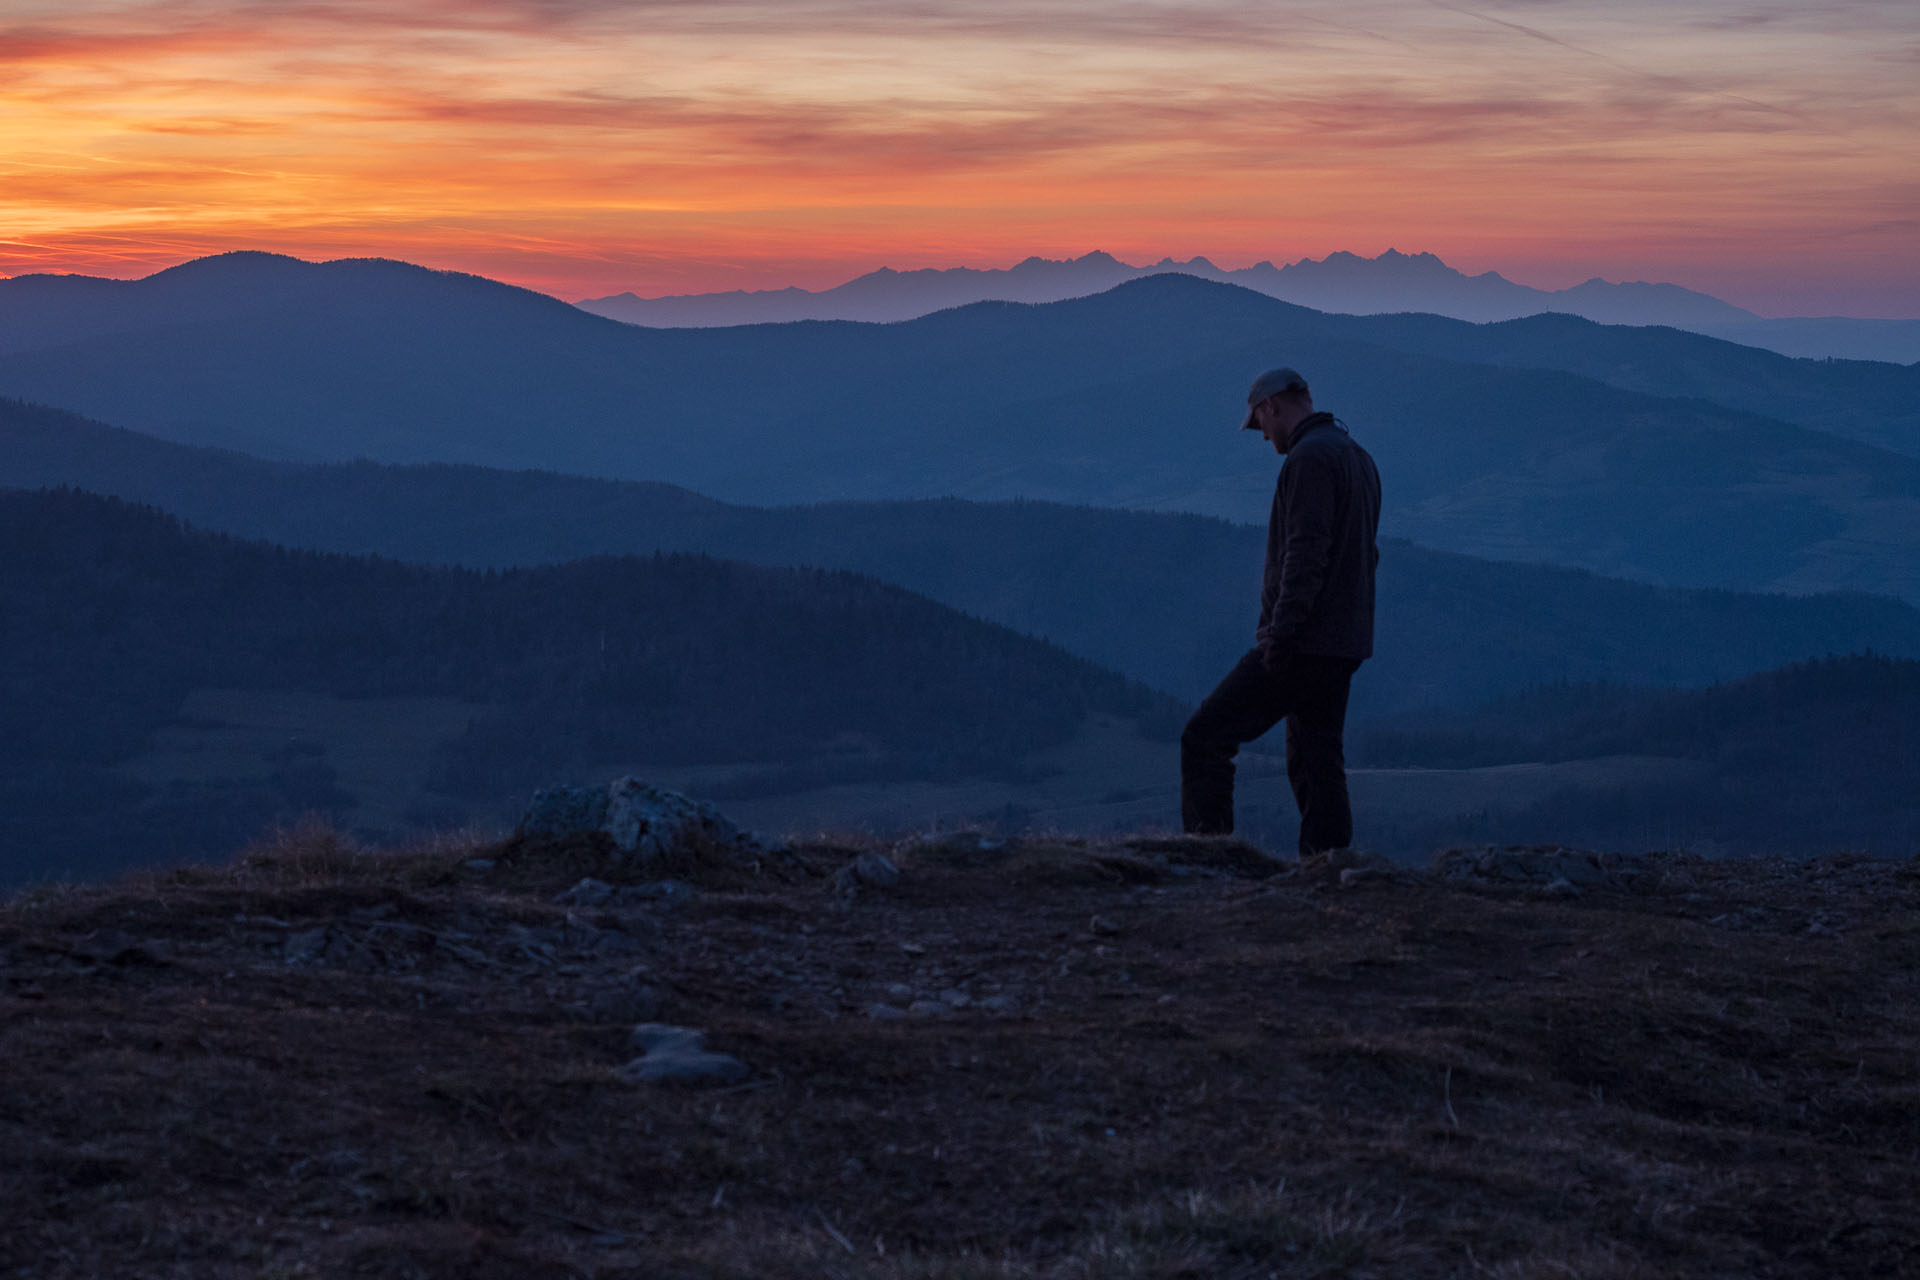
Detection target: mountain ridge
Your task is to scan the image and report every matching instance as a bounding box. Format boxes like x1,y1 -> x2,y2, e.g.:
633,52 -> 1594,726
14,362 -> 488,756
9,397 -> 1920,720
3,261 -> 1917,602
574,247 -> 1920,362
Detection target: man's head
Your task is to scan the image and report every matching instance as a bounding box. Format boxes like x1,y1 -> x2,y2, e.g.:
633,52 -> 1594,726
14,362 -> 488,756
1240,366 -> 1313,452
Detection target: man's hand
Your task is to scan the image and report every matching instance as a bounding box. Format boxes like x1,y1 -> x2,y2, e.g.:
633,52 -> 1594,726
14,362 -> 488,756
1259,640 -> 1296,672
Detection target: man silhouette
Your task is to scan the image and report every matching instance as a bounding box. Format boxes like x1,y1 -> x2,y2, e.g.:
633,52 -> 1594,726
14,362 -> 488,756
1180,367 -> 1381,855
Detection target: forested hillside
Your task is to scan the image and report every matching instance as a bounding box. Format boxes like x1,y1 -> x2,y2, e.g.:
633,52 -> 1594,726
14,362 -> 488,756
0,489 -> 1178,882
1356,655 -> 1920,853
9,398 -> 1920,713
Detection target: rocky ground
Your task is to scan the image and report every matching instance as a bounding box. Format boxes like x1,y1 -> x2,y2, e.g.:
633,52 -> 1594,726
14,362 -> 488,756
4,820 -> 1919,1279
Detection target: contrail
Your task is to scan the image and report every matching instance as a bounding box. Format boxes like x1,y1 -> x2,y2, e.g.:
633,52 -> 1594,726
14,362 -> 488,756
1422,0 -> 1821,129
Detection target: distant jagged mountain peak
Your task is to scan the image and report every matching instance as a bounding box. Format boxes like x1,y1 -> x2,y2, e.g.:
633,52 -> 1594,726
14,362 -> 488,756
573,246 -> 1765,334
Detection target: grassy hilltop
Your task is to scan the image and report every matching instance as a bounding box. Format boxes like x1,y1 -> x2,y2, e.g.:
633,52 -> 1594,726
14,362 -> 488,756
4,822 -> 1917,1278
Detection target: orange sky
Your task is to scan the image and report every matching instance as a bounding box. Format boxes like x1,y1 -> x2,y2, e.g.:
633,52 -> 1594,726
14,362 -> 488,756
3,0 -> 1917,315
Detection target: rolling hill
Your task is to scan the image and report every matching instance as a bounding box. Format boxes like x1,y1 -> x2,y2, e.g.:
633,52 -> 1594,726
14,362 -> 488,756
4,257 -> 1918,602
0,487 -> 1178,883
8,398 -> 1920,720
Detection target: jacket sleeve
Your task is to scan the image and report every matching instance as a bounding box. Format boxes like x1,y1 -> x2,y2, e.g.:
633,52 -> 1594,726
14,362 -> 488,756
1262,451 -> 1338,646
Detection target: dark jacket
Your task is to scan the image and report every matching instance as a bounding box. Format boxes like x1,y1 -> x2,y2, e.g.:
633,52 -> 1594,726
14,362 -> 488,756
1257,412 -> 1381,661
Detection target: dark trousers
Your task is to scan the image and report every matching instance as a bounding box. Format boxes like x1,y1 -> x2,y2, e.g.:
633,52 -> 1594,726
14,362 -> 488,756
1181,648 -> 1361,855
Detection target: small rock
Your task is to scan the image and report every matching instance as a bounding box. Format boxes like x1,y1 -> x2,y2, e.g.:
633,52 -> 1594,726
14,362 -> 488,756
980,995 -> 1017,1014
630,1023 -> 706,1054
1337,867 -> 1389,888
557,878 -> 615,907
1089,915 -> 1121,937
462,858 -> 495,872
588,928 -> 646,956
621,1051 -> 748,1086
866,1003 -> 908,1020
1541,876 -> 1581,899
907,1000 -> 948,1018
1549,854 -> 1611,888
850,852 -> 900,887
938,988 -> 971,1009
621,1022 -> 750,1086
884,982 -> 915,1000
283,927 -> 331,966
69,930 -> 169,966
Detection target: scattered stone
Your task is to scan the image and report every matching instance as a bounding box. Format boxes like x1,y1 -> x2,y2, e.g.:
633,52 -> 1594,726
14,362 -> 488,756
588,929 -> 647,957
433,936 -> 492,968
557,878 -> 615,907
518,777 -> 768,866
283,927 -> 331,966
505,924 -> 560,966
1324,848 -> 1395,873
938,988 -> 971,1009
884,982 -> 914,1000
1089,914 -> 1122,937
866,1003 -> 908,1021
461,858 -> 495,872
1338,867 -> 1392,889
907,1000 -> 948,1018
980,995 -> 1018,1014
1541,876 -> 1581,899
1433,846 -> 1652,893
832,851 -> 902,896
630,1023 -> 706,1055
1124,835 -> 1289,880
622,1022 -> 748,1086
852,852 -> 901,886
622,1051 -> 749,1086
68,930 -> 169,967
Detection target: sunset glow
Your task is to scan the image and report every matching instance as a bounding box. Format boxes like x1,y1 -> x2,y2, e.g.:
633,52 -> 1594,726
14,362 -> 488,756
3,0 -> 1917,314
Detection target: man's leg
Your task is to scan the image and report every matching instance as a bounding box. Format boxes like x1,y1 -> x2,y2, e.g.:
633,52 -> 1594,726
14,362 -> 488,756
1283,656 -> 1360,856
1181,649 -> 1289,835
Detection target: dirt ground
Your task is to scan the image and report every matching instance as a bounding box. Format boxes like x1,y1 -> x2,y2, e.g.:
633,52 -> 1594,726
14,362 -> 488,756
3,827 -> 1918,1279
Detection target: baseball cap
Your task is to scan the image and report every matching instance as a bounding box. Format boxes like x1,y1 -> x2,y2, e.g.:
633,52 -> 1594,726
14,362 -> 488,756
1240,366 -> 1309,430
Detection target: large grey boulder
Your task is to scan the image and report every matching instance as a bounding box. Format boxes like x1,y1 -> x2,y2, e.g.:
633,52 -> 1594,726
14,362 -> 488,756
517,777 -> 767,865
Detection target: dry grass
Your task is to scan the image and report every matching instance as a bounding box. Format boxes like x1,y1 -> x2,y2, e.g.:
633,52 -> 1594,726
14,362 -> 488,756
3,825 -> 1918,1278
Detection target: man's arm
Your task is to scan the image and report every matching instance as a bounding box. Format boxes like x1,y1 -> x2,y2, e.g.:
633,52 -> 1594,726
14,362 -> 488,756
1261,452 -> 1338,659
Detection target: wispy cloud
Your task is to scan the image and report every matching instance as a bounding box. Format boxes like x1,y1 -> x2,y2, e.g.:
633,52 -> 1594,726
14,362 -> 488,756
1,0 -> 1915,312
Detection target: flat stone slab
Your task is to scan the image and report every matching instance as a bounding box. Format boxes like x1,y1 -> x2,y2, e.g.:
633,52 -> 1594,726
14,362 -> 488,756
622,1023 -> 748,1086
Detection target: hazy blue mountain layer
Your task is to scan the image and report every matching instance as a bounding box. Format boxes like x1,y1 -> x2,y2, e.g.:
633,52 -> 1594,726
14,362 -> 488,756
574,248 -> 1920,363
1,259 -> 1917,601
0,487 -> 1179,883
1305,310 -> 1920,459
9,399 -> 1920,722
576,248 -> 1750,328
